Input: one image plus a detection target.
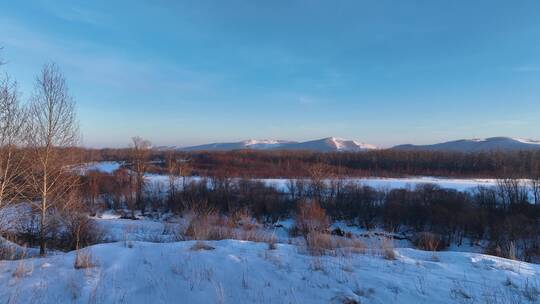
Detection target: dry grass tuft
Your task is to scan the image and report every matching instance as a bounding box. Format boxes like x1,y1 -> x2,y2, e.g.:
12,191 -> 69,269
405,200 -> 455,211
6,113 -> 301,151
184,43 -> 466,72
381,237 -> 396,260
74,249 -> 98,269
190,241 -> 215,251
305,232 -> 366,256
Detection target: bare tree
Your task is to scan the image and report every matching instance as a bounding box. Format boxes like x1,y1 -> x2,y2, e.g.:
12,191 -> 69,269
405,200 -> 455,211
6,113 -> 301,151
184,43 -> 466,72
307,163 -> 330,202
178,156 -> 191,189
165,151 -> 179,209
497,178 -> 529,207
0,75 -> 26,211
26,63 -> 79,255
129,136 -> 151,215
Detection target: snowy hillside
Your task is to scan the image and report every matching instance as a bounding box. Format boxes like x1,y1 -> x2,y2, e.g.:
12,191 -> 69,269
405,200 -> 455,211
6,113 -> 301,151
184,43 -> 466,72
179,139 -> 296,151
393,137 -> 540,152
1,240 -> 539,304
179,137 -> 376,152
278,137 -> 376,152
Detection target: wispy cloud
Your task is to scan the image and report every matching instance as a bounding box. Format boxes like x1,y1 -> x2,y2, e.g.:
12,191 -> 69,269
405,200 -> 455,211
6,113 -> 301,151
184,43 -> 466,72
512,66 -> 540,72
298,95 -> 317,105
38,0 -> 105,25
0,18 -> 220,96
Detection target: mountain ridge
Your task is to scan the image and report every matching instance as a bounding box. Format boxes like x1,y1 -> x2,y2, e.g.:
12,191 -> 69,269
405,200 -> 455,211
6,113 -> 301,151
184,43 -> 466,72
392,136 -> 540,152
177,137 -> 376,152
157,136 -> 540,153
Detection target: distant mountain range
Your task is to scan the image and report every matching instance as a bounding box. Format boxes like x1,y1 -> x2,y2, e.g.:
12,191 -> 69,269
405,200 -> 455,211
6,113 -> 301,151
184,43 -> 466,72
175,137 -> 377,152
392,137 -> 540,152
155,136 -> 540,153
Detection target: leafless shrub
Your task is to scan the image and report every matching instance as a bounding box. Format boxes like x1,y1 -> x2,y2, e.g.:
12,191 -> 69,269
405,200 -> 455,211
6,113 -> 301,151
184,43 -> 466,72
185,209 -> 221,240
229,208 -> 257,230
185,207 -> 275,244
61,198 -> 104,251
293,199 -> 329,238
413,232 -> 446,251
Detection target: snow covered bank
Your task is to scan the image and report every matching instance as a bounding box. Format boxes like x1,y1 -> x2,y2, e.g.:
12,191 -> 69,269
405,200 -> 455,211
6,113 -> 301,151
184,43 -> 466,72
1,240 -> 539,303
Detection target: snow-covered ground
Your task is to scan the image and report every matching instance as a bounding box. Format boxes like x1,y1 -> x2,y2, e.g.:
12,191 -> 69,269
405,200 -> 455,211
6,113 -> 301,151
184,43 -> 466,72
1,240 -> 539,304
142,175 -> 505,193
260,176 -> 502,193
76,161 -> 123,174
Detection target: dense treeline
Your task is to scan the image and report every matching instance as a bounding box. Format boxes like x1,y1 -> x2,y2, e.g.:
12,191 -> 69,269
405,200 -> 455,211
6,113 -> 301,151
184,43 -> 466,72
80,148 -> 540,178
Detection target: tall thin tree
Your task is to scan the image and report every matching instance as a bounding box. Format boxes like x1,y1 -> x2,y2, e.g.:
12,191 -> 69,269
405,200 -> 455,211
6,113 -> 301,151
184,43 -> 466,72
27,63 -> 79,255
129,136 -> 151,215
0,75 -> 26,219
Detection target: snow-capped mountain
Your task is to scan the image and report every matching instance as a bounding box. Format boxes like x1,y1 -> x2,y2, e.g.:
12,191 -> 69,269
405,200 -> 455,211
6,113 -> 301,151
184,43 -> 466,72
179,139 -> 296,152
392,137 -> 540,152
179,137 -> 376,152
277,137 -> 376,152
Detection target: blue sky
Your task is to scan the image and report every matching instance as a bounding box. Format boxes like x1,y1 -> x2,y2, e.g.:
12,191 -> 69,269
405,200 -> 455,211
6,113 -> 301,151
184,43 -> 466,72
1,0 -> 539,148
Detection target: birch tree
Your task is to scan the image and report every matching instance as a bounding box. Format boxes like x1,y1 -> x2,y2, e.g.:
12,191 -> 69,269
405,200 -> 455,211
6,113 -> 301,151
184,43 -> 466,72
27,63 -> 79,255
0,76 -> 26,209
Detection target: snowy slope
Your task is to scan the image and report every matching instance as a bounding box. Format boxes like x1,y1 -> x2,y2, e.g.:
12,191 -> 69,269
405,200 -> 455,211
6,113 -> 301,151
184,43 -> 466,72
393,137 -> 540,152
179,139 -> 296,151
276,137 -> 376,152
180,137 -> 377,152
1,240 -> 539,304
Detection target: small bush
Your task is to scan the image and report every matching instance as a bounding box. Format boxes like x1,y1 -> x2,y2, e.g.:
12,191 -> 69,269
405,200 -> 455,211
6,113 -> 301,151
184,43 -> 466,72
413,232 -> 446,251
294,199 -> 329,238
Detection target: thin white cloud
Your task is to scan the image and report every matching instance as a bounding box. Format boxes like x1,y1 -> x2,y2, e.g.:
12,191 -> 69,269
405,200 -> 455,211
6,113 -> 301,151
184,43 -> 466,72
0,18 -> 220,95
38,0 -> 106,26
512,66 -> 540,72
